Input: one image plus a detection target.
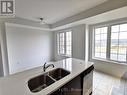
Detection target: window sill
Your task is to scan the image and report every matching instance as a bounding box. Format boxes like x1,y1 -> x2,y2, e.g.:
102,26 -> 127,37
92,57 -> 127,66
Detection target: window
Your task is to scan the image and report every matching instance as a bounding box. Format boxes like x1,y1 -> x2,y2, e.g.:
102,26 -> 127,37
59,33 -> 65,54
57,31 -> 72,56
66,31 -> 72,55
94,27 -> 108,58
93,23 -> 127,63
110,24 -> 127,62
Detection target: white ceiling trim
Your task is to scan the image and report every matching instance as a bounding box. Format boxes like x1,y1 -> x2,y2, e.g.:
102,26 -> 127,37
5,23 -> 52,31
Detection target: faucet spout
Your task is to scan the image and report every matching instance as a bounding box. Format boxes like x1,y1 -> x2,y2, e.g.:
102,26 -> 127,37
43,62 -> 54,72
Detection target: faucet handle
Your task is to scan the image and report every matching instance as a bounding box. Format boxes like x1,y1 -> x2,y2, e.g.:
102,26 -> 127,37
44,62 -> 47,66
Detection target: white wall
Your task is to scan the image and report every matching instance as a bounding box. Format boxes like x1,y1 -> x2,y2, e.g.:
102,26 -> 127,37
0,17 -> 50,76
54,24 -> 85,61
6,25 -> 54,74
72,25 -> 85,60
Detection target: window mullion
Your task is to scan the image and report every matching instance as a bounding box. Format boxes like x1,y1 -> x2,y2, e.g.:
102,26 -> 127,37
93,28 -> 95,58
126,48 -> 127,63
107,26 -> 111,59
117,25 -> 120,61
58,33 -> 60,54
100,30 -> 101,57
64,32 -> 66,55
57,33 -> 60,55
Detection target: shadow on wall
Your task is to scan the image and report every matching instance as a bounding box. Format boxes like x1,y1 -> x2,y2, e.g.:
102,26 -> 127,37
0,45 -> 3,77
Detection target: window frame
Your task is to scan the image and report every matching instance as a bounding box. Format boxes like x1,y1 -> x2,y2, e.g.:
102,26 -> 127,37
57,30 -> 72,57
92,22 -> 127,63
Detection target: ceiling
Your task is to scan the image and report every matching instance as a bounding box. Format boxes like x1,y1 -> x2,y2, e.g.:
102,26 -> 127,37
52,6 -> 127,30
16,0 -> 108,24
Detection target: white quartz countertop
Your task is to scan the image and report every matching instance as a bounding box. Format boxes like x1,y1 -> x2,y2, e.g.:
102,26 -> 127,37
0,58 -> 94,95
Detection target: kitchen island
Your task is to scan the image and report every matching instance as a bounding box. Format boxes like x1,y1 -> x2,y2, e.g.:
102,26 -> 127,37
0,58 -> 94,95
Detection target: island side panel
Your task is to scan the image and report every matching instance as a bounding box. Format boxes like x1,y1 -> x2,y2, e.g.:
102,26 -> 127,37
50,65 -> 94,95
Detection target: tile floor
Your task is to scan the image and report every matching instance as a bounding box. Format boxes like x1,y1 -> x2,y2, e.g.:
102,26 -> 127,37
93,71 -> 127,95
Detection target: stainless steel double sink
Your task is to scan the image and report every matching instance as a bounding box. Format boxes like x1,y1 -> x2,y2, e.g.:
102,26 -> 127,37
28,68 -> 70,93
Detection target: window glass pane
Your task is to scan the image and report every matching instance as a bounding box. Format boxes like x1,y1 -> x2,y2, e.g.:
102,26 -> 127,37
118,54 -> 126,61
66,31 -> 72,56
101,46 -> 106,53
111,26 -> 119,61
119,32 -> 127,39
59,33 -> 65,54
101,40 -> 107,45
57,31 -> 72,56
101,27 -> 108,34
110,24 -> 127,62
110,54 -> 117,61
120,24 -> 127,31
95,47 -> 101,53
118,47 -> 126,54
100,53 -> 106,58
95,53 -> 100,58
95,34 -> 100,41
95,28 -> 100,34
111,47 -> 118,54
101,34 -> 107,40
111,40 -> 119,46
111,25 -> 119,32
94,27 -> 107,59
111,33 -> 119,39
95,41 -> 100,47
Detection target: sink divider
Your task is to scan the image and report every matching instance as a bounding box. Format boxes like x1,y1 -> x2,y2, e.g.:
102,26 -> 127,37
47,74 -> 57,82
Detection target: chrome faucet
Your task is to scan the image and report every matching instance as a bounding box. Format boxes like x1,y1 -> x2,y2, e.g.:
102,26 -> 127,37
43,62 -> 54,72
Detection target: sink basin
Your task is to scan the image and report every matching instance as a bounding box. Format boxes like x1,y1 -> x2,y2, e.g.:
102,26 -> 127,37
28,75 -> 55,93
48,68 -> 70,80
28,68 -> 70,93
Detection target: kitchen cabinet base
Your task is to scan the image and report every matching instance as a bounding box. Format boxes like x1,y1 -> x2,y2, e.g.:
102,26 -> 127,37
50,65 -> 94,95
